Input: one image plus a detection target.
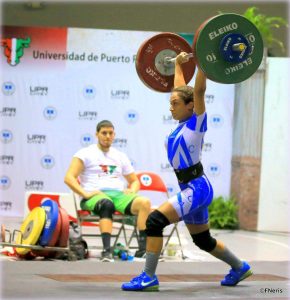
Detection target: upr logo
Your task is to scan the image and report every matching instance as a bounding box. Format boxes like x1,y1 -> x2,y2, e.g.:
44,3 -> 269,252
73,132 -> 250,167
210,114 -> 224,128
41,155 -> 55,169
2,82 -> 15,95
43,106 -> 57,120
0,176 -> 11,190
125,110 -> 139,124
140,174 -> 152,187
80,134 -> 94,147
1,37 -> 31,66
207,163 -> 221,177
0,129 -> 13,143
83,85 -> 96,99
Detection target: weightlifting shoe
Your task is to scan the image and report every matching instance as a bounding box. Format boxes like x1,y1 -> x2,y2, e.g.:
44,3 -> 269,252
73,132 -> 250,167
134,249 -> 146,258
121,271 -> 159,291
221,261 -> 253,286
100,250 -> 114,262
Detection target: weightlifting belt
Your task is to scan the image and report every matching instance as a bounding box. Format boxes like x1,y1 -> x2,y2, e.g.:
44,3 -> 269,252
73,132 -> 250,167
174,162 -> 204,184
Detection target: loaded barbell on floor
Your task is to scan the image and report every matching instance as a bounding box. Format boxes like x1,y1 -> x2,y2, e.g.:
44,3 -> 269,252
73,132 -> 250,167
135,13 -> 264,92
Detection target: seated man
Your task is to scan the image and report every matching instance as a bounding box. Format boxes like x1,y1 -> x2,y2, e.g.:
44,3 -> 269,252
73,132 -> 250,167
64,120 -> 151,262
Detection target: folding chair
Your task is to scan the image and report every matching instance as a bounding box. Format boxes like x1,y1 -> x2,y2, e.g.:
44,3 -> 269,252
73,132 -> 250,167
72,192 -> 138,249
136,171 -> 186,259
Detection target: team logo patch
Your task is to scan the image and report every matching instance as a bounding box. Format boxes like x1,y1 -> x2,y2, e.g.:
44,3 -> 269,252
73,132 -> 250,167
1,37 -> 31,66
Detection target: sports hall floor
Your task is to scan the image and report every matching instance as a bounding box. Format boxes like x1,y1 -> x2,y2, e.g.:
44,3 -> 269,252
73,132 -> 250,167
1,217 -> 289,300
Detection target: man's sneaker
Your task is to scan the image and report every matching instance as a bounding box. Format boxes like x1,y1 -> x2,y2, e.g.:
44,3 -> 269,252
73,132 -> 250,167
134,249 -> 146,258
221,261 -> 253,286
100,250 -> 114,262
121,271 -> 159,291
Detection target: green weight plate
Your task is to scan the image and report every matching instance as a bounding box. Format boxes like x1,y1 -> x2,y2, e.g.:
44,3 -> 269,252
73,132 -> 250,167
193,13 -> 264,84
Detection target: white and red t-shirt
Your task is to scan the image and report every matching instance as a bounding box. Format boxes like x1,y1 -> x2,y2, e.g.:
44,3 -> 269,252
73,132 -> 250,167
74,144 -> 134,191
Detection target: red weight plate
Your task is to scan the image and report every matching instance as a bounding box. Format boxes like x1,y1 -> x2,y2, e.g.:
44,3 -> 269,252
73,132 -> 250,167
136,32 -> 196,92
56,207 -> 69,248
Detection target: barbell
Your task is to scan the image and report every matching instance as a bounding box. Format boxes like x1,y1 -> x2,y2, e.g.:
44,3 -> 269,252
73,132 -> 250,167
135,13 -> 264,92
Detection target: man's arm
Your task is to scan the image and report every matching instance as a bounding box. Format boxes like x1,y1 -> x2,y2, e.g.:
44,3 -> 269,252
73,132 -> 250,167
64,157 -> 102,199
193,68 -> 206,115
123,173 -> 140,194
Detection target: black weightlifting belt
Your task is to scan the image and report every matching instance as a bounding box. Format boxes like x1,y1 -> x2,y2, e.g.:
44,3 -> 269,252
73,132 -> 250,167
174,162 -> 204,184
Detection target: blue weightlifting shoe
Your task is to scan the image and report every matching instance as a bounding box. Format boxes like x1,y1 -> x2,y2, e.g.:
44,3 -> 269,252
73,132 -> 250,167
221,261 -> 253,286
121,271 -> 159,291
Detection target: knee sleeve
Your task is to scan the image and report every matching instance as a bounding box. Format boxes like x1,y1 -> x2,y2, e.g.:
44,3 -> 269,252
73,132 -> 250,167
94,199 -> 115,219
145,210 -> 170,237
191,229 -> 217,252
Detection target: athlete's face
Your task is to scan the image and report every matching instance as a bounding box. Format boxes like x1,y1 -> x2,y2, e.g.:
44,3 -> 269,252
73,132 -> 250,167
169,91 -> 194,120
96,126 -> 115,150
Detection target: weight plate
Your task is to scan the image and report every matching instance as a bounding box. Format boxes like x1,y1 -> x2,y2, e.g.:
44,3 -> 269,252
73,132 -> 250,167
39,199 -> 59,246
15,207 -> 46,255
56,207 -> 69,247
32,211 -> 62,257
193,13 -> 263,83
136,32 -> 196,92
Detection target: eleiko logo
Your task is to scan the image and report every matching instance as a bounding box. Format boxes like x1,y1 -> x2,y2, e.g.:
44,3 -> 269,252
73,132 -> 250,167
83,85 -> 96,99
1,37 -> 31,66
41,155 -> 55,169
43,106 -> 57,120
210,114 -> 224,128
140,174 -> 152,187
125,110 -> 139,124
207,163 -> 221,177
0,130 -> 13,143
0,176 -> 11,190
80,134 -> 94,147
2,82 -> 15,95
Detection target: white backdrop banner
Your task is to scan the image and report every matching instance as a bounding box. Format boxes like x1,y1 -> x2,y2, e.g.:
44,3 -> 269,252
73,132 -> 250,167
0,26 -> 234,217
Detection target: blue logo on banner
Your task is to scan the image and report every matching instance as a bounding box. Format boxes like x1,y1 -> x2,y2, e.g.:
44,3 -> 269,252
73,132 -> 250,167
130,159 -> 137,169
1,130 -> 13,143
83,85 -> 96,99
210,114 -> 224,128
2,82 -> 15,95
0,176 -> 11,190
166,184 -> 176,195
125,110 -> 139,124
80,134 -> 94,147
207,163 -> 221,177
41,155 -> 55,169
43,106 -> 57,120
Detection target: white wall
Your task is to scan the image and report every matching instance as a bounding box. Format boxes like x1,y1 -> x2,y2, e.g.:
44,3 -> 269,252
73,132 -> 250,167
258,58 -> 290,232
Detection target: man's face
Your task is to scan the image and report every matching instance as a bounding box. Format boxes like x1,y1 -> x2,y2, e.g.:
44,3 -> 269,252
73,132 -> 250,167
96,126 -> 115,149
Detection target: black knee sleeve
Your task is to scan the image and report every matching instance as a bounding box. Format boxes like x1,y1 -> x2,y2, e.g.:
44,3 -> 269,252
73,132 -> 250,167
191,229 -> 217,252
94,199 -> 115,219
145,210 -> 170,237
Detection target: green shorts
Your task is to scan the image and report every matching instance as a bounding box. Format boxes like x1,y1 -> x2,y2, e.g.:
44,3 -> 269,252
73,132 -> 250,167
80,190 -> 138,214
